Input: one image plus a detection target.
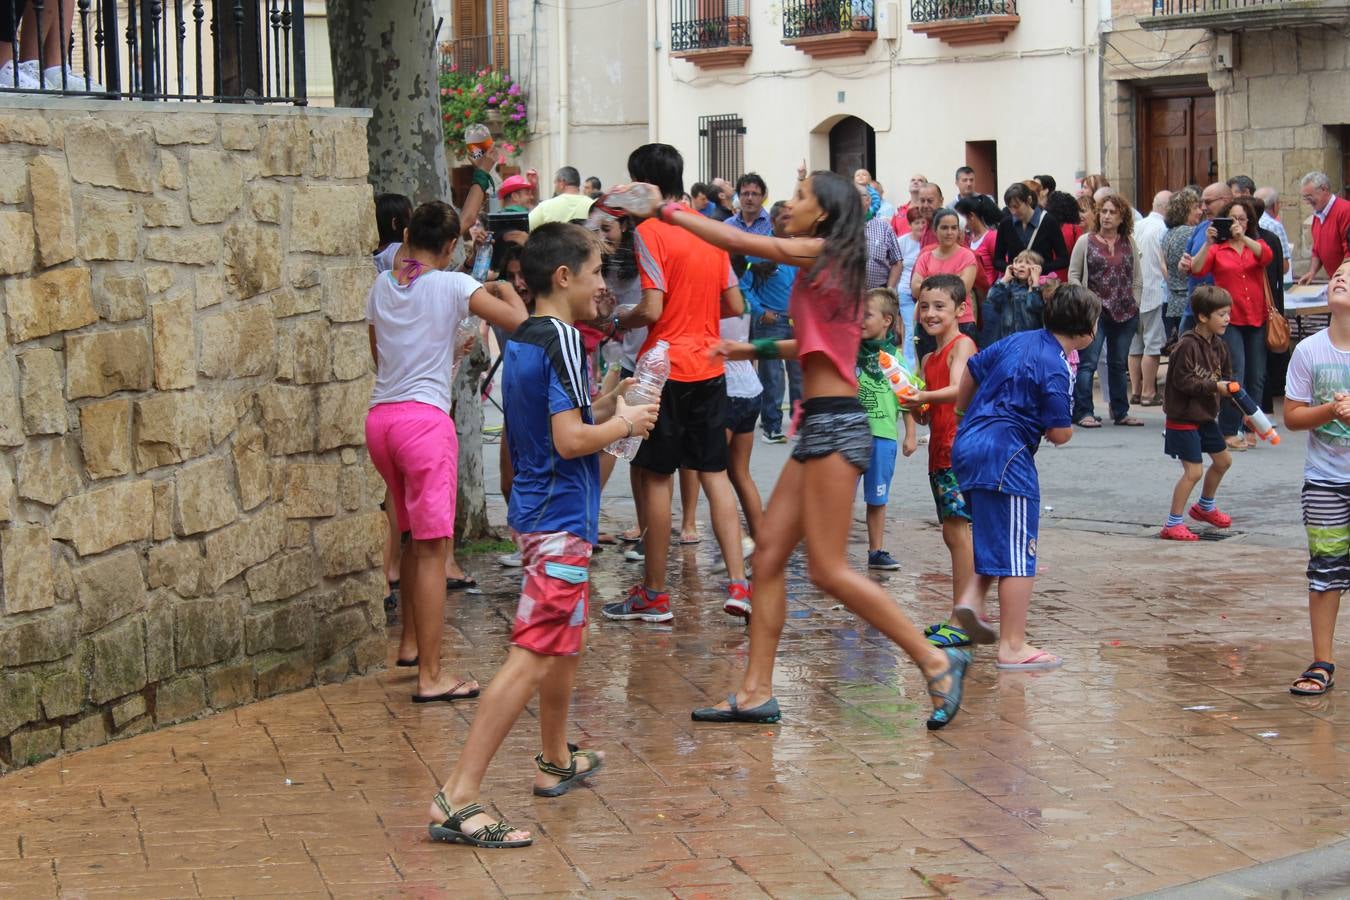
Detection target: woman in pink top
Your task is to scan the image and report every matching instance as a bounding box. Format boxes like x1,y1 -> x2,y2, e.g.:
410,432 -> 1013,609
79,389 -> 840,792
628,168 -> 969,730
912,208 -> 979,356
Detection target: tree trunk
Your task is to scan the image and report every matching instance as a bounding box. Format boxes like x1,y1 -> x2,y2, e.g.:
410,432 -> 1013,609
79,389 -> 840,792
325,0 -> 492,540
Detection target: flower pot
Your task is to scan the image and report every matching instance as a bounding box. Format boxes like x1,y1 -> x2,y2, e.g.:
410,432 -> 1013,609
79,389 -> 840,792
727,15 -> 748,44
485,109 -> 504,135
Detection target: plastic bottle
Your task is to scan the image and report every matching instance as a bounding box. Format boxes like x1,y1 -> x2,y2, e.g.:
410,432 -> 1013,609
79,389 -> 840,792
464,124 -> 494,160
470,235 -> 494,281
600,185 -> 661,217
450,315 -> 481,382
878,349 -> 929,414
1226,382 -> 1281,444
606,340 -> 669,460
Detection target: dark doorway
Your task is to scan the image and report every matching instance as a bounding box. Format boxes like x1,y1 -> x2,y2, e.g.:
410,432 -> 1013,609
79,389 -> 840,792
1137,88 -> 1216,209
965,141 -> 998,196
829,116 -> 875,180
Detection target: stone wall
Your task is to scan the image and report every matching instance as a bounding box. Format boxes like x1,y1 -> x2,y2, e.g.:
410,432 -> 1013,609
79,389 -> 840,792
0,100 -> 387,769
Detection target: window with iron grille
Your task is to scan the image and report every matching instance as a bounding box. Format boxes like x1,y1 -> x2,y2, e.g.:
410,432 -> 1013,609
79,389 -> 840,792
699,114 -> 745,184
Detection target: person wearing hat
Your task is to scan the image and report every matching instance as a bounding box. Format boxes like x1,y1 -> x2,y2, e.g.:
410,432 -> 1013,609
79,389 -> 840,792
498,175 -> 535,213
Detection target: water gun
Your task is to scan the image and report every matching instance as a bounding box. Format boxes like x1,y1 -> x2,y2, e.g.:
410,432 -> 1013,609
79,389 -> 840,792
878,349 -> 929,414
1226,382 -> 1280,444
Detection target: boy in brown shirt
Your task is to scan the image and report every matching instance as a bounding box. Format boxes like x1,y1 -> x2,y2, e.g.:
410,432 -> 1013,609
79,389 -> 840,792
1161,285 -> 1237,541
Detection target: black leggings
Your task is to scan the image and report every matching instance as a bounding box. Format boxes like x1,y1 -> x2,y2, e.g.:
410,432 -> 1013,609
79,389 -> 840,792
1,0 -> 29,44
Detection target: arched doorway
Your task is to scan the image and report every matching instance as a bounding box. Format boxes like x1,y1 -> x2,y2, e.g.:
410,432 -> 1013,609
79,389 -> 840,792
829,116 -> 876,180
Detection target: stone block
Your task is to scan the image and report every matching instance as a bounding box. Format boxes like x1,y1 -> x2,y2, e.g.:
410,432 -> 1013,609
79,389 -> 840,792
318,376 -> 374,450
144,592 -> 174,681
258,118 -> 308,176
231,424 -> 270,512
245,600 -> 313,654
313,511 -> 383,577
0,156 -> 28,203
198,303 -> 275,380
353,633 -> 386,673
1311,70 -> 1350,125
283,464 -> 340,519
145,265 -> 174,295
74,549 -> 146,634
222,222 -> 282,300
174,457 -> 238,536
289,259 -> 322,290
16,348 -> 67,436
152,480 -> 172,541
332,325 -> 372,381
315,606 -> 369,661
205,662 -> 254,708
16,437 -> 80,506
62,712 -> 108,751
221,119 -> 259,151
292,185 -> 376,256
339,464 -> 363,512
0,211 -> 35,274
76,195 -> 139,260
65,119 -> 155,192
175,597 -> 243,668
29,155 -> 76,266
91,618 -> 147,704
207,388 -> 250,445
93,272 -> 147,322
154,673 -> 205,724
272,286 -> 321,319
51,554 -> 73,602
288,316 -> 331,385
147,541 -> 203,598
250,183 -> 284,224
285,521 -> 309,549
38,664 -> 81,717
187,150 -> 243,224
258,384 -> 316,455
202,506 -> 284,590
0,606 -> 76,665
52,479 -> 154,556
255,651 -> 314,698
1244,128 -> 1294,152
154,115 -> 216,146
134,392 -> 211,471
0,459 -> 12,522
321,262 -> 375,323
1,524 -> 54,613
144,230 -> 223,266
0,113 -> 52,145
111,694 -> 147,729
245,549 -> 318,606
150,294 -> 196,390
10,726 -> 61,765
0,358 -> 23,447
332,118 -> 368,179
65,327 -> 153,400
5,266 -> 97,342
195,271 -> 224,309
142,195 -> 187,228
159,150 -> 182,190
0,672 -> 37,735
1247,75 -> 1310,130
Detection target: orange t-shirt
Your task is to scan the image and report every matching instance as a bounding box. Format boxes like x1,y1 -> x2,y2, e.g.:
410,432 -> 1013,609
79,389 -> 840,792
635,212 -> 735,383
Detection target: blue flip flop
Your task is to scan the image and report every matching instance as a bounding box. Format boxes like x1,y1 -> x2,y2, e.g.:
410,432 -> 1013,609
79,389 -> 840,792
925,648 -> 972,731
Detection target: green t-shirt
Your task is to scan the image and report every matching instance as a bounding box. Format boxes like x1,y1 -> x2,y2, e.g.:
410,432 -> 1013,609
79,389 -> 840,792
856,340 -> 903,441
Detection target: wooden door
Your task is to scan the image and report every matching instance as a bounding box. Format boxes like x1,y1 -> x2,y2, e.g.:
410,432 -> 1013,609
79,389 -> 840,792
829,116 -> 875,180
1138,92 -> 1217,208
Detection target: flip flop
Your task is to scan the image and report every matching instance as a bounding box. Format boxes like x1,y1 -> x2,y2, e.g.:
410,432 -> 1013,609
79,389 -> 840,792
396,656 -> 419,667
951,606 -> 998,645
995,651 -> 1063,671
679,535 -> 703,545
412,681 -> 481,703
596,533 -> 619,545
1075,416 -> 1102,429
445,576 -> 478,590
691,694 -> 782,723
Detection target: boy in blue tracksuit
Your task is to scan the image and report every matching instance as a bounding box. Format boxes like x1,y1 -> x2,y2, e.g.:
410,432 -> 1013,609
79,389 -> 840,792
949,284 -> 1102,671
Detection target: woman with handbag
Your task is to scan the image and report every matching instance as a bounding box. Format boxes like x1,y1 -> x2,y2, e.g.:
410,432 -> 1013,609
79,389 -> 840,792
1190,197 -> 1276,450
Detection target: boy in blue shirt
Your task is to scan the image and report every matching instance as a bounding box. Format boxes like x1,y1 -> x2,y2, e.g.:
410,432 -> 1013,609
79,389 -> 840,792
950,284 -> 1101,670
426,224 -> 658,849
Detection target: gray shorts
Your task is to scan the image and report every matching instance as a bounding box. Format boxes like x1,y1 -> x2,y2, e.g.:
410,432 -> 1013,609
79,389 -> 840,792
790,396 -> 872,472
1131,306 -> 1166,356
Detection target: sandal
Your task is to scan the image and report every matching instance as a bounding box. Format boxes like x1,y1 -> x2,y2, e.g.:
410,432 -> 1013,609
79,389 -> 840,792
396,656 -> 419,667
1130,394 -> 1141,405
1141,397 -> 1162,407
1290,661 -> 1335,696
1113,416 -> 1144,427
532,750 -> 604,797
445,576 -> 478,591
1075,416 -> 1102,429
925,648 -> 972,731
691,694 -> 782,724
428,794 -> 532,848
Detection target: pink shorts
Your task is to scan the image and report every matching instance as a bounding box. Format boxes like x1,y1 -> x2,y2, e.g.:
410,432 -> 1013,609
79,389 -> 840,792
511,531 -> 591,657
365,401 -> 457,540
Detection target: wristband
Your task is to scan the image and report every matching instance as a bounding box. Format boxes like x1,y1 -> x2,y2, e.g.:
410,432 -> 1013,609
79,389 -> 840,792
750,338 -> 780,360
471,168 -> 493,193
954,407 -> 966,418
659,201 -> 680,223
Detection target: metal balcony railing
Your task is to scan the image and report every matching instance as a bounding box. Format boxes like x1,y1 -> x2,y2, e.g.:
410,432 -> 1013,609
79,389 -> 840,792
910,0 -> 1017,22
782,0 -> 875,39
439,33 -> 521,79
671,0 -> 750,52
1150,0 -> 1284,12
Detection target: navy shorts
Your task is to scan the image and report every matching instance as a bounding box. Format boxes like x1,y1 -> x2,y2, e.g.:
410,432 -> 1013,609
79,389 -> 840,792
969,488 -> 1039,577
1164,421 -> 1225,464
725,395 -> 760,435
862,436 -> 897,507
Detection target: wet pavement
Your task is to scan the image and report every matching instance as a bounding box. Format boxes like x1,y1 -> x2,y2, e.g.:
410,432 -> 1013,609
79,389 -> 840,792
4,402 -> 1347,898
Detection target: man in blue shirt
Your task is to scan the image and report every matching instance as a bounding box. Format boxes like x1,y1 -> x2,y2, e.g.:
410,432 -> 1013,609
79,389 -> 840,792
739,201 -> 802,441
1180,182 -> 1232,328
949,284 -> 1100,672
727,173 -> 772,236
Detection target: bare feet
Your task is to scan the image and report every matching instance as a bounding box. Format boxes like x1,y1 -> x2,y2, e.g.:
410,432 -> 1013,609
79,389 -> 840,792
533,749 -> 605,793
428,797 -> 531,843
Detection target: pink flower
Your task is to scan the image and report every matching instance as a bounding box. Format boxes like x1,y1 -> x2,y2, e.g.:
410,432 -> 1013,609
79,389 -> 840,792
488,95 -> 498,104
450,64 -> 458,72
515,103 -> 525,113
501,142 -> 516,154
474,84 -> 483,93
510,113 -> 523,121
508,84 -> 520,96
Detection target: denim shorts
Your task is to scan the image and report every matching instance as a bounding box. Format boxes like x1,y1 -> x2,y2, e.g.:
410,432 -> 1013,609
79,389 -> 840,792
790,397 -> 872,472
725,395 -> 761,435
862,436 -> 898,507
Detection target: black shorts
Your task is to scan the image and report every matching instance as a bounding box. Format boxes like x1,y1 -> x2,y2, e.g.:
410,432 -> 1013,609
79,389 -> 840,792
1164,421 -> 1225,463
790,396 -> 872,472
632,375 -> 729,474
725,395 -> 760,435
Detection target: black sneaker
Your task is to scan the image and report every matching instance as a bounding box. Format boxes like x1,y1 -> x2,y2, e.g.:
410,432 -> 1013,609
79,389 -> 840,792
762,431 -> 787,444
867,550 -> 901,570
624,539 -> 645,562
383,581 -> 400,625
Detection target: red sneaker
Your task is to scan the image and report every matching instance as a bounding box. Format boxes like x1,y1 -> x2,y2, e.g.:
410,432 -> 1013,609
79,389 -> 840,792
723,581 -> 751,619
1160,523 -> 1199,541
1188,504 -> 1232,528
602,585 -> 673,622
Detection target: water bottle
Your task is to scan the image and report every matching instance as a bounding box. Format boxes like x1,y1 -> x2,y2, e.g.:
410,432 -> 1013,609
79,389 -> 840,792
464,124 -> 494,160
470,234 -> 494,281
600,185 -> 661,217
606,340 -> 669,461
450,315 -> 481,382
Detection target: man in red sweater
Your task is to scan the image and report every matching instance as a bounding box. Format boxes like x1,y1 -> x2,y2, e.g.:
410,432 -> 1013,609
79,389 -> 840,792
1298,171 -> 1350,284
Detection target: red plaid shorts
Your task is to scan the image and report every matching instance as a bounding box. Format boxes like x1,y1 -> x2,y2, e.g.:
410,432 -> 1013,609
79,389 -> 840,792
510,531 -> 592,656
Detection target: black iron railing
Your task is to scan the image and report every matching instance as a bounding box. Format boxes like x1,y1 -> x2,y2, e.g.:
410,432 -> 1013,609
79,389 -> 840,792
0,1 -> 306,103
910,0 -> 1017,22
699,113 -> 744,184
783,0 -> 875,38
1149,0 -> 1286,11
671,0 -> 751,52
439,33 -> 521,78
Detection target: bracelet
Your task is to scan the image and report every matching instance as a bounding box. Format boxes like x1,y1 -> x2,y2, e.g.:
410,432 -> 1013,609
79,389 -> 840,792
954,407 -> 966,418
617,413 -> 634,438
750,338 -> 780,360
609,312 -> 622,336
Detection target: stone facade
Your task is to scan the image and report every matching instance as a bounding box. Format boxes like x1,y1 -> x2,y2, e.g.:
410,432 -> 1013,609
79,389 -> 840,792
0,100 -> 385,769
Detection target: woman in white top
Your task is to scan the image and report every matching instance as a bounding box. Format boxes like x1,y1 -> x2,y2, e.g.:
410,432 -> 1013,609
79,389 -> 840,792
720,312 -> 765,542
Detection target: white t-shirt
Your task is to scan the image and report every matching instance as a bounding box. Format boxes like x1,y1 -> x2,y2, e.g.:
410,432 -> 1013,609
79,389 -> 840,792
1135,212 -> 1167,313
1285,327 -> 1350,484
897,234 -> 924,301
373,242 -> 400,273
366,269 -> 480,413
607,271 -> 647,372
720,315 -> 762,400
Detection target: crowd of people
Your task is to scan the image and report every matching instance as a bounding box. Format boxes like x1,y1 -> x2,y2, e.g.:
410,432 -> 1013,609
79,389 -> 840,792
363,144 -> 1350,850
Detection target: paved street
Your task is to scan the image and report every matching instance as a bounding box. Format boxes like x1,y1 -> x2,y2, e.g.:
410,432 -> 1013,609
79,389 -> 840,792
4,400 -> 1346,898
